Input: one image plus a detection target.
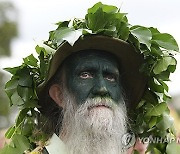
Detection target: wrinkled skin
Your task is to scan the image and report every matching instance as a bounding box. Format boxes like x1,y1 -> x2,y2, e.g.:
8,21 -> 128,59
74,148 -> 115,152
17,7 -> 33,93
64,50 -> 124,106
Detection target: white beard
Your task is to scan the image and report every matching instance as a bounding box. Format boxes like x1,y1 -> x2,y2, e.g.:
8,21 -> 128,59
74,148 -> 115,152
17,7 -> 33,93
59,91 -> 128,154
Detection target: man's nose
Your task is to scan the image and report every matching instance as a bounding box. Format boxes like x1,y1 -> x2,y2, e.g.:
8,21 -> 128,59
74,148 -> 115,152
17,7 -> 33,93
92,78 -> 109,97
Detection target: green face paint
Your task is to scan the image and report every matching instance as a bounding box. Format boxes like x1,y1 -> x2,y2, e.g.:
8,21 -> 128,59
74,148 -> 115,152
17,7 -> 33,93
64,50 -> 123,106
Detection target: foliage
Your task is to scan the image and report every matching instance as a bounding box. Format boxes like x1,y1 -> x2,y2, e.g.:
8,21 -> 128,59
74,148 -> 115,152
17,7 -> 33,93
0,1 -> 18,128
0,73 -> 9,117
1,2 -> 179,153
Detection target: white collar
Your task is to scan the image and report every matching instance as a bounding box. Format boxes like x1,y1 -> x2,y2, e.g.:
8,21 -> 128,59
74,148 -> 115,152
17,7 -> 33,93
45,133 -> 68,154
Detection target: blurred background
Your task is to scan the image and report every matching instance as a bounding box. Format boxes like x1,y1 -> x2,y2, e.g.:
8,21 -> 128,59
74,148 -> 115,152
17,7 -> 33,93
0,0 -> 180,148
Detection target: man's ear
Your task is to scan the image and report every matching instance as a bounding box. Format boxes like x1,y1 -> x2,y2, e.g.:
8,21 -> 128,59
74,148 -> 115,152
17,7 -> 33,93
49,84 -> 64,108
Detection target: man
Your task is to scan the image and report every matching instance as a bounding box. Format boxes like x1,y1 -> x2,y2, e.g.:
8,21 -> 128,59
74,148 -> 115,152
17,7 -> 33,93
2,2 -> 178,154
37,36 -> 146,154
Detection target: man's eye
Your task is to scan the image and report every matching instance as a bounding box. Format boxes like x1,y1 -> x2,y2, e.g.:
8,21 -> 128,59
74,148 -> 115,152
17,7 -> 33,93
104,74 -> 116,82
79,72 -> 93,79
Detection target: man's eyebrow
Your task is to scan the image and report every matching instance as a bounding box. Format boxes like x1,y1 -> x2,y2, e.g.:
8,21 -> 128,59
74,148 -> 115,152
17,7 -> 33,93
103,67 -> 120,75
75,64 -> 97,72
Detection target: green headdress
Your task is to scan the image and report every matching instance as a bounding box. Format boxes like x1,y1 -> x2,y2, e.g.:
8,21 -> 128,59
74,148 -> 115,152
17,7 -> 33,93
1,2 -> 179,154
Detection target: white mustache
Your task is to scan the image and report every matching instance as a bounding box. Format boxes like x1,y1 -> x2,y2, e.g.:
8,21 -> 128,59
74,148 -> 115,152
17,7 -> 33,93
83,97 -> 118,111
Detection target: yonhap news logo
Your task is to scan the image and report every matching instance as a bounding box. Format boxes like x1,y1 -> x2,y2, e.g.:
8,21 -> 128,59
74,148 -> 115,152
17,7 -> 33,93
138,136 -> 180,144
122,133 -> 136,149
121,133 -> 180,146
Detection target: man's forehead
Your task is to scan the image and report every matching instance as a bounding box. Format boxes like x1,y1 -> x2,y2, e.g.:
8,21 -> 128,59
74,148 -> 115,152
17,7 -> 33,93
74,61 -> 120,75
63,49 -> 120,68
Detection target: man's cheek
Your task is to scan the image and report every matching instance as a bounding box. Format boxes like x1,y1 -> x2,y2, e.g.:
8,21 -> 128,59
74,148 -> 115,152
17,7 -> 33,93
74,86 -> 92,105
107,86 -> 121,102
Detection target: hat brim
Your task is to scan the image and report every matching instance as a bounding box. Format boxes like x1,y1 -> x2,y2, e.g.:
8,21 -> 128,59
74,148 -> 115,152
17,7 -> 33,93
43,35 -> 147,108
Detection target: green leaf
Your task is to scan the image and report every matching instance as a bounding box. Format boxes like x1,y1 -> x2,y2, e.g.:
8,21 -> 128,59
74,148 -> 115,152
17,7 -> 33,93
4,66 -> 21,75
163,90 -> 171,101
23,100 -> 40,108
153,56 -> 177,74
150,45 -> 163,57
152,33 -> 179,51
152,148 -> 162,154
56,21 -> 70,29
117,21 -> 129,41
86,3 -> 121,34
0,145 -> 19,154
135,113 -> 144,125
23,54 -> 38,67
17,86 -> 34,102
168,65 -> 176,73
136,100 -> 146,109
35,45 -> 50,55
12,134 -> 30,153
87,2 -> 103,14
5,125 -> 15,139
15,108 -> 29,128
145,102 -> 167,116
143,89 -> 158,104
38,51 -> 49,80
54,27 -> 83,46
149,78 -> 164,93
18,68 -> 32,87
0,134 -> 30,154
88,2 -> 118,14
73,18 -> 86,29
11,91 -> 24,106
82,29 -> 92,35
156,113 -> 174,130
114,12 -> 127,23
155,71 -> 170,81
22,121 -> 33,136
130,26 -> 152,50
128,34 -> 140,50
158,80 -> 168,92
5,78 -> 18,105
149,27 -> 160,35
166,142 -> 180,154
100,3 -> 118,13
86,7 -> 109,32
149,116 -> 157,128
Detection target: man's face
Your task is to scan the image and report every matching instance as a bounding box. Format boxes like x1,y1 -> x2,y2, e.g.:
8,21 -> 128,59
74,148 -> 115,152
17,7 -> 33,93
64,50 -> 123,106
59,50 -> 127,154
